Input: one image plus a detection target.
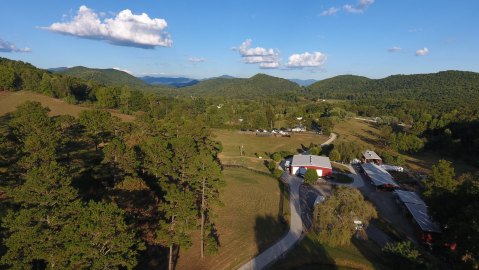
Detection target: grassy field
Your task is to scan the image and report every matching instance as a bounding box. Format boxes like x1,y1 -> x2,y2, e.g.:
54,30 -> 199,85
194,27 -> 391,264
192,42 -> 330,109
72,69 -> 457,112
272,232 -> 387,270
214,129 -> 329,173
0,91 -> 134,121
175,168 -> 287,270
333,118 -> 477,175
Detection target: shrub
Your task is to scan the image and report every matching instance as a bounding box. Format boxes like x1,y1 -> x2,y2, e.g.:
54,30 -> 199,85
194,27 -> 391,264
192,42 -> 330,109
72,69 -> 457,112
304,168 -> 318,184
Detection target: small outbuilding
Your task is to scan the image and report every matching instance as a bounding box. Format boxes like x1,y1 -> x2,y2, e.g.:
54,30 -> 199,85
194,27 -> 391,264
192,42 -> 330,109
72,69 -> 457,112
393,190 -> 441,244
361,163 -> 399,190
362,150 -> 382,165
290,155 -> 332,177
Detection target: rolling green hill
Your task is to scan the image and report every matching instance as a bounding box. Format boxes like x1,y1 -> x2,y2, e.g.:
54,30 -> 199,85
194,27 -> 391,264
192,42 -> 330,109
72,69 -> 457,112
177,73 -> 302,98
56,66 -> 149,88
306,71 -> 479,105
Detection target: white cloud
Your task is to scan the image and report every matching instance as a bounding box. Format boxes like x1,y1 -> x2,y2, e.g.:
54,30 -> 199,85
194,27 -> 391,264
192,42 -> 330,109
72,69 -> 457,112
188,57 -> 206,63
0,39 -> 31,53
41,5 -> 172,49
415,47 -> 429,56
233,39 -> 280,69
344,0 -> 374,14
259,62 -> 280,69
388,46 -> 402,52
320,7 -> 339,16
112,67 -> 132,74
287,52 -> 327,68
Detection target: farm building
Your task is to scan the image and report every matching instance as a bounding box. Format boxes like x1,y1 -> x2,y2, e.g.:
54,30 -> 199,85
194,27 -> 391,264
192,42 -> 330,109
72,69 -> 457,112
290,155 -> 332,177
361,163 -> 399,189
362,150 -> 382,164
393,190 -> 441,244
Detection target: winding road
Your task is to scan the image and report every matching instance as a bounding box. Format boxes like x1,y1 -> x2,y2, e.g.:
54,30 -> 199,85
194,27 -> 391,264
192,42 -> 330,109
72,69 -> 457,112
238,133 -> 337,270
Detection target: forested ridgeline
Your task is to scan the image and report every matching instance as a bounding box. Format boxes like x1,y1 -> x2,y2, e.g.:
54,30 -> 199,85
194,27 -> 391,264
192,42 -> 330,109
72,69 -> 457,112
0,101 -> 224,269
306,71 -> 479,111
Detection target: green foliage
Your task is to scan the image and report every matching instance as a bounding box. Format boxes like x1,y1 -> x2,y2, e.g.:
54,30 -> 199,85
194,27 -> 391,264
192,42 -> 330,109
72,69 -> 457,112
9,101 -> 61,168
332,142 -> 362,163
58,66 -> 149,88
78,110 -> 113,149
307,71 -> 479,112
328,149 -> 341,162
315,186 -> 377,246
178,73 -> 301,99
424,160 -> 456,197
308,146 -> 321,155
304,168 -> 318,184
0,65 -> 19,90
382,241 -> 428,270
389,132 -> 424,153
427,172 -> 479,268
273,168 -> 283,178
271,152 -> 282,162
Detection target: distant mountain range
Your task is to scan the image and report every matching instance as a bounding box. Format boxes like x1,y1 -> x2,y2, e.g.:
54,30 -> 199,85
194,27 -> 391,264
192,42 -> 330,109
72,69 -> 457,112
45,64 -> 479,107
288,79 -> 317,86
140,76 -> 200,87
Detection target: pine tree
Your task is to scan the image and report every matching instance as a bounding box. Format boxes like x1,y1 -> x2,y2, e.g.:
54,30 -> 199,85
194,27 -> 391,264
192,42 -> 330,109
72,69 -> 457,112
157,183 -> 197,270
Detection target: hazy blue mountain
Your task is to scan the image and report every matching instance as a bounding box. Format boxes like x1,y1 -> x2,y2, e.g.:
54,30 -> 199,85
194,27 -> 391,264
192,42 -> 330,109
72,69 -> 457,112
288,79 -> 317,86
140,76 -> 199,87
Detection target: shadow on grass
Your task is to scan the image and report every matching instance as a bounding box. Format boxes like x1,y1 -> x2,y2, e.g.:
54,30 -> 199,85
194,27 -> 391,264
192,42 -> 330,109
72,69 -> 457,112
351,237 -> 389,270
269,233 -> 337,270
254,215 -> 288,255
135,244 -> 169,270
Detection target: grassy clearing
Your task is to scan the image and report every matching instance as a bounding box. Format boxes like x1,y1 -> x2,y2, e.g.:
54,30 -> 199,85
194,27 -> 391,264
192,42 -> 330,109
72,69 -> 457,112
214,129 -> 328,173
333,118 -> 477,175
175,168 -> 288,270
0,91 -> 134,121
332,163 -> 351,174
272,232 -> 386,270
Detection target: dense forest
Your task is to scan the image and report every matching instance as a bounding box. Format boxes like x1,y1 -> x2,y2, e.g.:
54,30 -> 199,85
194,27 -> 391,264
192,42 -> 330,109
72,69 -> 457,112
0,101 -> 223,269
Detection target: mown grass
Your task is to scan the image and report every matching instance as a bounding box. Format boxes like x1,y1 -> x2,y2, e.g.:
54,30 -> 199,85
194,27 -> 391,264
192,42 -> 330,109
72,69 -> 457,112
214,129 -> 328,173
0,91 -> 134,121
175,168 -> 288,270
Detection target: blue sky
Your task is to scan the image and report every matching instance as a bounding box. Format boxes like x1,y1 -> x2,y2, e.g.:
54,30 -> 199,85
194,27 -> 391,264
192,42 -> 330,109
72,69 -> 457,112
1,0 -> 478,80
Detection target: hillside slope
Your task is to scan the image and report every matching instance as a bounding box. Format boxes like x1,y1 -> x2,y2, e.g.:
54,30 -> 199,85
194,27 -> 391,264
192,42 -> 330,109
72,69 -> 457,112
307,71 -> 479,105
57,66 -> 149,88
178,73 -> 301,98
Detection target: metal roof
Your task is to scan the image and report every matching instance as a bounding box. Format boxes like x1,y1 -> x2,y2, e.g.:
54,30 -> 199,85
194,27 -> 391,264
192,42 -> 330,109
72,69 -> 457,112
361,163 -> 399,187
291,155 -> 332,169
394,190 -> 425,205
363,150 -> 382,160
404,203 -> 441,233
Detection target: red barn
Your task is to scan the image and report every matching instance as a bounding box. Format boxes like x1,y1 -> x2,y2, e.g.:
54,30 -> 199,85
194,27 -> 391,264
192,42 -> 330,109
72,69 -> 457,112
290,155 -> 332,177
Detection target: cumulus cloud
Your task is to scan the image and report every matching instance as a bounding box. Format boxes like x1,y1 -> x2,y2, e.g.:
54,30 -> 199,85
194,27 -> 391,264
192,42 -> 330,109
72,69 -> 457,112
0,39 -> 31,53
188,57 -> 206,63
388,46 -> 402,52
320,7 -> 339,16
287,52 -> 327,68
233,39 -> 280,69
415,47 -> 429,56
344,0 -> 374,14
112,67 -> 132,74
41,5 -> 172,49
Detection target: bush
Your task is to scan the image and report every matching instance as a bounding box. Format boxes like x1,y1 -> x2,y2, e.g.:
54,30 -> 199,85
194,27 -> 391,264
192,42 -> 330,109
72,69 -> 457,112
273,168 -> 283,178
304,169 -> 318,184
329,149 -> 341,162
271,152 -> 282,162
309,147 -> 320,155
382,241 -> 428,270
